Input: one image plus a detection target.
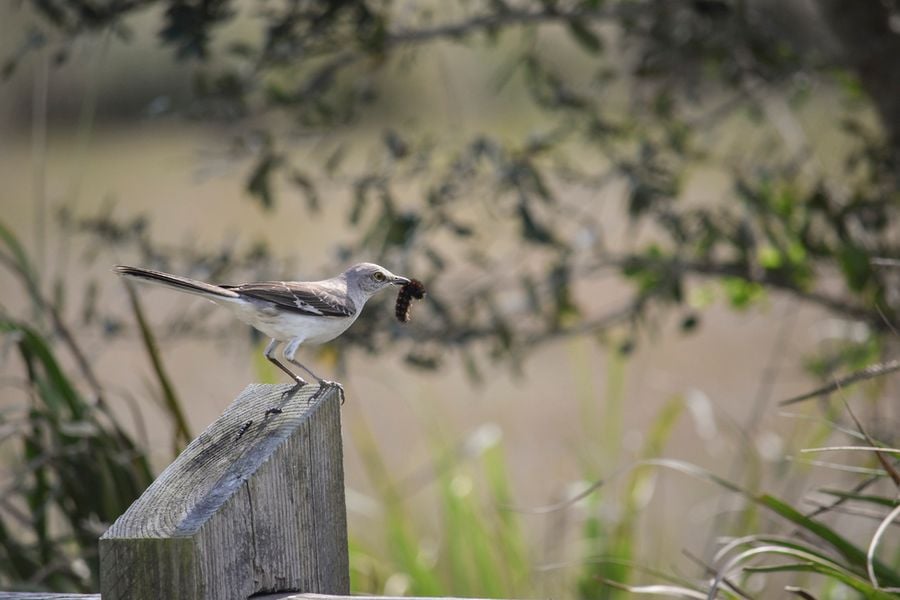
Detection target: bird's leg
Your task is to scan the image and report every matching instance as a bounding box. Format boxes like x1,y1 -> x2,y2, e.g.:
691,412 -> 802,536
284,338 -> 345,404
264,339 -> 306,411
283,338 -> 323,381
266,339 -> 307,387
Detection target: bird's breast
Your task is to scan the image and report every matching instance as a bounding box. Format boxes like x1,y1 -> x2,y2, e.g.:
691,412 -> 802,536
220,298 -> 358,344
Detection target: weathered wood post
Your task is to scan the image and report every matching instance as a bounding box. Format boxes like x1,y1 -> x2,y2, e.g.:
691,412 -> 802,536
99,383 -> 348,600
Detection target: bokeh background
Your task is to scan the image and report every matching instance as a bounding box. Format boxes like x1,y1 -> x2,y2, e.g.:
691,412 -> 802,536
1,1 -> 898,597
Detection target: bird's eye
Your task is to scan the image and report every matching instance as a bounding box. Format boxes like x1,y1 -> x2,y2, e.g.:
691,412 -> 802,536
373,272 -> 386,282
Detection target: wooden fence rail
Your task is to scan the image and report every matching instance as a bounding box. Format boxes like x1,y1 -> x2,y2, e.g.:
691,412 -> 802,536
0,594 -> 503,599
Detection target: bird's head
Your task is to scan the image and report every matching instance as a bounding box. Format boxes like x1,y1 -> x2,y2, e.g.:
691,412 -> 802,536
343,263 -> 410,297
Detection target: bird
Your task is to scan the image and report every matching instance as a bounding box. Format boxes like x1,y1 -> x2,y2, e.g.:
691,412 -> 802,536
114,263 -> 410,394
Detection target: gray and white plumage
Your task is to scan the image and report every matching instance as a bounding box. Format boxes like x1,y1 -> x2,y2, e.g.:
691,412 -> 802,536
114,262 -> 409,387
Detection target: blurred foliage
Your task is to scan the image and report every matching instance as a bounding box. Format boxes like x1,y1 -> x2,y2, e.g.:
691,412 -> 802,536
3,0 -> 900,596
8,0 -> 896,379
0,221 -> 155,592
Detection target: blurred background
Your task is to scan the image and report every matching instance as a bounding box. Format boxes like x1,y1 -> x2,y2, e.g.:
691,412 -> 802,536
1,0 -> 898,597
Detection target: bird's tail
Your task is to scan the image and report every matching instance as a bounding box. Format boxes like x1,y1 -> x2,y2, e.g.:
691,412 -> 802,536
113,265 -> 240,299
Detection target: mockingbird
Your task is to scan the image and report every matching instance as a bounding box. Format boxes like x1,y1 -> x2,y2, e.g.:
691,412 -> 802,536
114,263 -> 410,394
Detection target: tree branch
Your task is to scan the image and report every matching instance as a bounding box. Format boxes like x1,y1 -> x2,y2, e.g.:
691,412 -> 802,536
387,4 -> 641,46
616,255 -> 888,328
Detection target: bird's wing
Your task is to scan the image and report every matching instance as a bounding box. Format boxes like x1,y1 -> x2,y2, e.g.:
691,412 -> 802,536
224,281 -> 356,317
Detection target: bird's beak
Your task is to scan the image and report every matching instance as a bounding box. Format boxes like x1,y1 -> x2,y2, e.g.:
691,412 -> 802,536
391,275 -> 411,286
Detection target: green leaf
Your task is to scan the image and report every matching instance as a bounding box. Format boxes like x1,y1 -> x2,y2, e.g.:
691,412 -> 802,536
680,313 -> 699,332
548,262 -> 580,326
382,129 -> 409,159
518,202 -> 556,245
246,152 -> 283,210
383,213 -> 419,248
290,170 -> 320,213
628,182 -> 657,218
324,144 -> 346,174
722,277 -> 764,309
567,20 -> 603,54
516,160 -> 554,203
757,244 -> 783,269
350,176 -> 377,224
838,245 -> 872,292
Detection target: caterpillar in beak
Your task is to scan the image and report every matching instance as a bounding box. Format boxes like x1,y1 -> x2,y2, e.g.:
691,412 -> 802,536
395,279 -> 426,322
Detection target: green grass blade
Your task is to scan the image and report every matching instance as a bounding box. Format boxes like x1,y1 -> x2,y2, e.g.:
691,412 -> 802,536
349,411 -> 444,595
482,442 -> 529,592
744,563 -> 898,599
0,220 -> 40,296
819,488 -> 899,508
123,284 -> 192,451
3,320 -> 83,420
598,460 -> 900,590
757,494 -> 900,587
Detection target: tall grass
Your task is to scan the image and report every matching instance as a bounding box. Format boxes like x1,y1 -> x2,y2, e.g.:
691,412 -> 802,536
0,220 -> 194,591
343,347 -> 689,599
347,415 -> 533,597
343,341 -> 899,599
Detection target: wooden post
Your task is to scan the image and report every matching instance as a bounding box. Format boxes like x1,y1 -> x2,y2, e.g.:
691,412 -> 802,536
99,383 -> 349,600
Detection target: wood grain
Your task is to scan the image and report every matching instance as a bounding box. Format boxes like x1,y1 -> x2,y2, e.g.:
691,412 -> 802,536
99,383 -> 349,600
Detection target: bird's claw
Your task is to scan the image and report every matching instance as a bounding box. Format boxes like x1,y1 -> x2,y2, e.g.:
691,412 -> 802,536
318,379 -> 346,404
280,380 -> 307,401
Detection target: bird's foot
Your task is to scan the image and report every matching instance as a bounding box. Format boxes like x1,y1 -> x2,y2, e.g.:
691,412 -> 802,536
280,379 -> 307,401
266,379 -> 307,416
318,379 -> 345,404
